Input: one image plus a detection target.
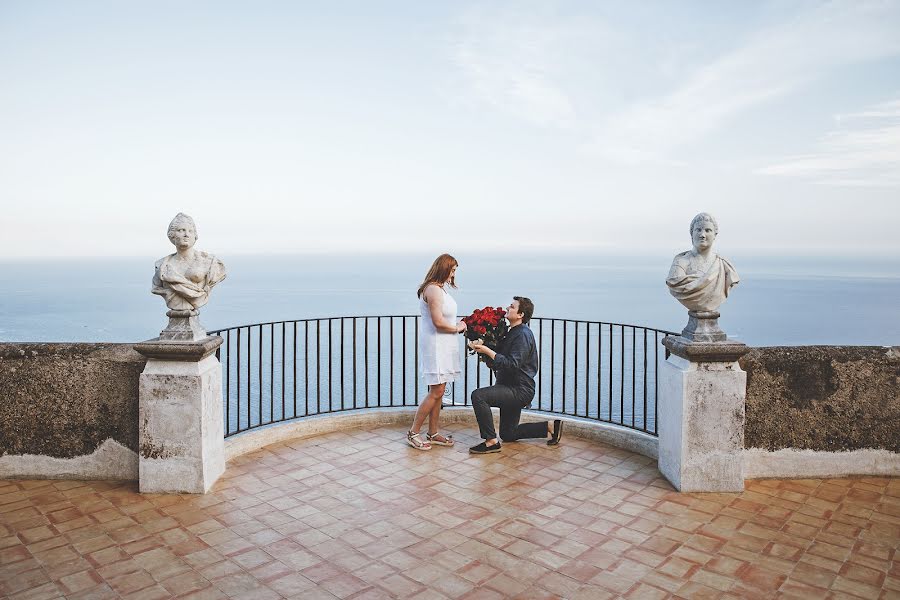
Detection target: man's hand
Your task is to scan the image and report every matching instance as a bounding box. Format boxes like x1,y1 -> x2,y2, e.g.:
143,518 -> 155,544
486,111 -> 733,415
467,340 -> 496,360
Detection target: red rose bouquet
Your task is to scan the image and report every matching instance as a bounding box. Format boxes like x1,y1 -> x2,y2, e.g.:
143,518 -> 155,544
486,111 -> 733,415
462,306 -> 508,363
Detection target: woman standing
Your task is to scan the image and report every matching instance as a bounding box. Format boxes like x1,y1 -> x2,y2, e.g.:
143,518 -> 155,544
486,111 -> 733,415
407,254 -> 466,450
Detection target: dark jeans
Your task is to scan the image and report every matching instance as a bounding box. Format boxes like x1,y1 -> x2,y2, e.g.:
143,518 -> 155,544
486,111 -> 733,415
471,385 -> 547,442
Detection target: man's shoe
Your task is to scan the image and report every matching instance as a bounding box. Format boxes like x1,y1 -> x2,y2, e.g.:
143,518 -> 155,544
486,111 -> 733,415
547,420 -> 563,446
469,441 -> 501,454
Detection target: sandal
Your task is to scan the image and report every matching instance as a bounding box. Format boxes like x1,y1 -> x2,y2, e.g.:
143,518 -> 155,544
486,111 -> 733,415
407,431 -> 431,451
426,432 -> 454,447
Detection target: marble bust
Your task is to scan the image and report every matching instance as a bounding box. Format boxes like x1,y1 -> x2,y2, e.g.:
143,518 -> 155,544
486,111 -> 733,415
666,213 -> 739,313
152,213 -> 226,313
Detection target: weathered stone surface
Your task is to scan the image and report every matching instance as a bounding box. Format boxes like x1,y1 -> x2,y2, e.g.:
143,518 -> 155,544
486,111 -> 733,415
158,310 -> 207,342
679,310 -> 727,342
139,356 -> 225,493
664,335 -> 750,362
0,343 -> 144,459
658,354 -> 746,492
0,439 -> 138,480
741,346 -> 900,452
134,335 -> 222,361
744,447 -> 899,478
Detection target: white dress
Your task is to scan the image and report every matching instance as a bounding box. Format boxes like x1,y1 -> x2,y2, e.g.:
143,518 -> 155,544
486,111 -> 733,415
419,285 -> 462,385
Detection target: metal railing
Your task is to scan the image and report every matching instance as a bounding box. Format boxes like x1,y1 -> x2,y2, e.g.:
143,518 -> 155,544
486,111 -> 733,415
210,316 -> 676,439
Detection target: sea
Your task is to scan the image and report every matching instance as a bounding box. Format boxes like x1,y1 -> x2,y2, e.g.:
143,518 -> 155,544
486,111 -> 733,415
1,252 -> 898,346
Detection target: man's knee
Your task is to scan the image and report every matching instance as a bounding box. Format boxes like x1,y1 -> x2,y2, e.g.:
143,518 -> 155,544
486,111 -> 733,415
471,387 -> 487,406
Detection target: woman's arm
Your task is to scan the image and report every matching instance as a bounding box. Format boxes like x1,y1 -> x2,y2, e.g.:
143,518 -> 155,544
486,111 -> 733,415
423,285 -> 465,333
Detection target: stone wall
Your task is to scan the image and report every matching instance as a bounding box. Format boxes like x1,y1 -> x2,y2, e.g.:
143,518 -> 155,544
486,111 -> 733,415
741,346 -> 900,478
0,343 -> 144,480
2,341 -> 897,482
741,346 -> 899,451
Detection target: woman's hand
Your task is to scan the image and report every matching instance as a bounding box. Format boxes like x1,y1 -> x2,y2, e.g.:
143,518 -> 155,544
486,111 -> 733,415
457,320 -> 467,334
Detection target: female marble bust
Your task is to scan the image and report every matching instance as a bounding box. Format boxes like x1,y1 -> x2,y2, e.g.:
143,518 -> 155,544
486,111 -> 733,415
151,213 -> 226,312
666,213 -> 739,313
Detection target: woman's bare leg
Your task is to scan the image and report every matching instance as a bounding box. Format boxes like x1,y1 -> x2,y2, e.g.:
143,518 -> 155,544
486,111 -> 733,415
427,388 -> 444,435
410,383 -> 445,434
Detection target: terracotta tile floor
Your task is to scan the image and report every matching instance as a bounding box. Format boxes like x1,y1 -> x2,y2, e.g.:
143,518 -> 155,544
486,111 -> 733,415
1,424 -> 898,599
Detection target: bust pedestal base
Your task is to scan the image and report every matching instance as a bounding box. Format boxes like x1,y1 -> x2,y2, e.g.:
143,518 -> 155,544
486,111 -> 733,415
158,309 -> 207,342
135,337 -> 225,494
681,310 -> 726,343
658,337 -> 750,493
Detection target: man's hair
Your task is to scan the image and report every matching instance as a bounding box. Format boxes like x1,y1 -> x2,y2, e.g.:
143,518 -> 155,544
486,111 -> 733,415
513,296 -> 534,324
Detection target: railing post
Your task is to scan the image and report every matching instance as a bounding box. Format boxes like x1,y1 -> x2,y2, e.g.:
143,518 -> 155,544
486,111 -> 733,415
208,315 -> 674,445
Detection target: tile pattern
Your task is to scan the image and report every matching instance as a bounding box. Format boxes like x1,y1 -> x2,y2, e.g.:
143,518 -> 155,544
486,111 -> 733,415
1,424 -> 897,599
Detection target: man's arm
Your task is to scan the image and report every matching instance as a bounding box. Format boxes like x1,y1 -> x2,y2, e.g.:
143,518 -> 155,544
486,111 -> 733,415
471,330 -> 531,370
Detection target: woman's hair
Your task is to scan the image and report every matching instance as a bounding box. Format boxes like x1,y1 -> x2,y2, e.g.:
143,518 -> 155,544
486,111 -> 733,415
689,212 -> 718,235
167,212 -> 198,243
513,296 -> 534,324
417,254 -> 458,298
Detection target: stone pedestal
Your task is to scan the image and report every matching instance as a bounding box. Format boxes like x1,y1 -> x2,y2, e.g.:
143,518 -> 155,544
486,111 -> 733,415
680,310 -> 726,342
134,336 -> 224,493
658,336 -> 749,492
159,309 -> 208,342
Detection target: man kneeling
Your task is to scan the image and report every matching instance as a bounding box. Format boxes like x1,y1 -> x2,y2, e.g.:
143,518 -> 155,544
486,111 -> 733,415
468,296 -> 563,454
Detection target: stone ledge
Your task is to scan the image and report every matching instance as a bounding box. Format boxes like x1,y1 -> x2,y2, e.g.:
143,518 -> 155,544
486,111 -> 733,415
0,342 -> 144,361
663,335 -> 750,362
134,336 -> 223,361
744,447 -> 900,479
223,407 -> 659,462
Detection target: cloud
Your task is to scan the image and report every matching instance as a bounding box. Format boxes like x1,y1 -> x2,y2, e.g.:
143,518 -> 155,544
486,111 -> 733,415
758,97 -> 900,186
595,2 -> 900,163
449,4 -> 605,129
449,1 -> 900,165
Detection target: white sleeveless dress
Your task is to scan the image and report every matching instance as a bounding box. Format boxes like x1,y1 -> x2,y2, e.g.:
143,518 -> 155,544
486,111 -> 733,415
419,285 -> 462,385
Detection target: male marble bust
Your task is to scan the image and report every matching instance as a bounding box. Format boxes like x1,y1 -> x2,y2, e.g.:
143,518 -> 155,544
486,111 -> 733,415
666,212 -> 739,312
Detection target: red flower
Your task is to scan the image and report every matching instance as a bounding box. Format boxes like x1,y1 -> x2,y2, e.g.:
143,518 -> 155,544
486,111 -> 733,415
461,304 -> 510,363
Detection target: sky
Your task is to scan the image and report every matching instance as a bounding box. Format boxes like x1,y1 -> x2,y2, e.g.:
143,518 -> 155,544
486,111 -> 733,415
1,0 -> 899,259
